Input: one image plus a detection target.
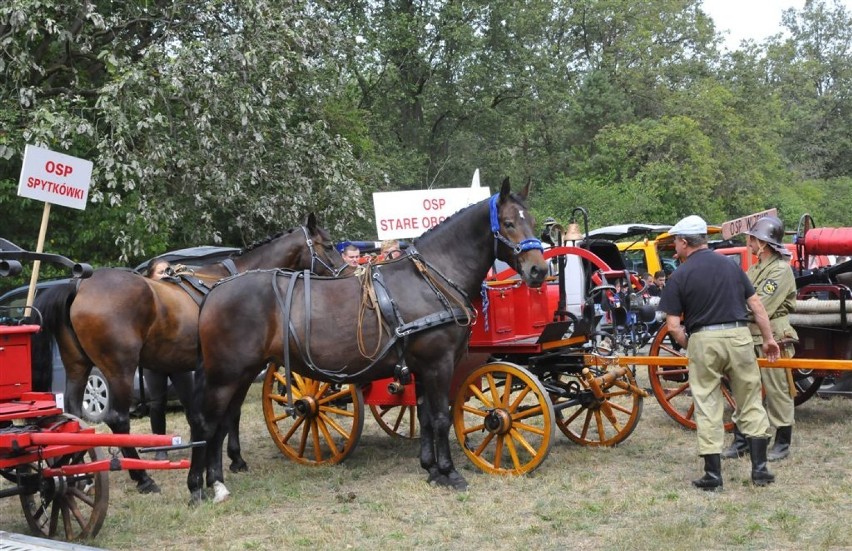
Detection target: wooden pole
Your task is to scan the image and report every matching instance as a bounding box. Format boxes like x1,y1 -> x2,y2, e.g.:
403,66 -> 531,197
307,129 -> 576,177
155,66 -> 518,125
25,202 -> 51,310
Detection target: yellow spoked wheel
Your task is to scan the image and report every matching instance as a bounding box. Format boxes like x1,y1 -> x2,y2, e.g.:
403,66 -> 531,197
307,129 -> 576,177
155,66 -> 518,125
452,362 -> 555,475
647,325 -> 735,431
552,366 -> 643,446
369,405 -> 419,439
20,430 -> 109,540
262,365 -> 364,465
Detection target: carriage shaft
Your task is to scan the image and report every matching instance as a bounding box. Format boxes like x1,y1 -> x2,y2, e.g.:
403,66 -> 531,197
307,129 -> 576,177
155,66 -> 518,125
584,354 -> 852,371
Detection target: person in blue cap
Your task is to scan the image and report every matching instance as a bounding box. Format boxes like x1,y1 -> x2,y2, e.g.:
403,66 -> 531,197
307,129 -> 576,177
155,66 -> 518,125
658,215 -> 780,491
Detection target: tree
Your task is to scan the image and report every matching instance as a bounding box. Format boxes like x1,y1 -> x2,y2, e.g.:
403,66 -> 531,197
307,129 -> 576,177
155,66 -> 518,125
1,0 -> 369,263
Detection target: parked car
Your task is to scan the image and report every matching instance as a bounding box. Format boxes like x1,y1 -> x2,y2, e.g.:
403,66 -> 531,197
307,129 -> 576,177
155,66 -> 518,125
0,245 -> 239,423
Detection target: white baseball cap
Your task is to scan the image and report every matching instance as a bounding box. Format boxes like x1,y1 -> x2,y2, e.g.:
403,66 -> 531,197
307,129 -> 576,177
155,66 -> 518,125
669,215 -> 707,236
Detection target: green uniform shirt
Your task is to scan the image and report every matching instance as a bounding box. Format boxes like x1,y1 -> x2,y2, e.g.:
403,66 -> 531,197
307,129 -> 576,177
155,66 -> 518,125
747,254 -> 798,344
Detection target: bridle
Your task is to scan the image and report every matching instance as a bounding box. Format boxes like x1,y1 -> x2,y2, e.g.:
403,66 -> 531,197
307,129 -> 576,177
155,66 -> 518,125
300,225 -> 346,277
489,193 -> 544,257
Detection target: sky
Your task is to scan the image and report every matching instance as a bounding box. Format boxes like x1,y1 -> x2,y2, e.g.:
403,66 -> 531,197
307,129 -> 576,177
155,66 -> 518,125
701,0 -> 850,51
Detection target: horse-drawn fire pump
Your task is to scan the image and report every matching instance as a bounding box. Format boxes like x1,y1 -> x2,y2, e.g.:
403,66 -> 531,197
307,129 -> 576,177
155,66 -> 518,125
257,209 -> 852,480
0,243 -> 195,540
258,209 -> 659,476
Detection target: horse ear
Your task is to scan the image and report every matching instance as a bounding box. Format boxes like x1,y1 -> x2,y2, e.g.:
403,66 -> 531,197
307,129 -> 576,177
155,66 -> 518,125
519,177 -> 531,200
304,213 -> 317,233
499,177 -> 511,201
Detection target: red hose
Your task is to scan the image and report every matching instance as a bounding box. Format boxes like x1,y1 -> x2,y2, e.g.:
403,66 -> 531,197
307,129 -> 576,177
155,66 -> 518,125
804,228 -> 852,256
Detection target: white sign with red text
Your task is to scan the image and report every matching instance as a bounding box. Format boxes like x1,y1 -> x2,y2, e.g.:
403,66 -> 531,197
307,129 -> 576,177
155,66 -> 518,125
373,187 -> 491,240
17,145 -> 93,210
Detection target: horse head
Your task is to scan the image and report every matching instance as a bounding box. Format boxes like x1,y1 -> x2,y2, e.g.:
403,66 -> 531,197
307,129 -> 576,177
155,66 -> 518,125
299,213 -> 346,276
491,178 -> 548,288
230,213 -> 344,276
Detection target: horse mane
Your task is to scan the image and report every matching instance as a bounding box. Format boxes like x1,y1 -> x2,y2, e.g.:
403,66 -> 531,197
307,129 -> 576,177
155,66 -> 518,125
234,228 -> 299,257
415,200 -> 480,244
414,189 -> 529,244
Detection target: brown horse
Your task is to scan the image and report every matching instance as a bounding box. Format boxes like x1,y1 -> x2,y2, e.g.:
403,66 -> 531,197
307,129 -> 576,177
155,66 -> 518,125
188,178 -> 548,503
33,214 -> 342,492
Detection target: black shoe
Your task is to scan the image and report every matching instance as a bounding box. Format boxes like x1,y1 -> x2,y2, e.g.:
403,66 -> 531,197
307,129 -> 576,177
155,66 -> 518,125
692,454 -> 723,491
721,425 -> 749,459
768,426 -> 792,462
748,437 -> 776,486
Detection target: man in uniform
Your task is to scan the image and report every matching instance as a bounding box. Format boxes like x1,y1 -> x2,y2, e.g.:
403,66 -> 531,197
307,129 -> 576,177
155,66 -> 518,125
722,216 -> 798,462
659,215 -> 780,491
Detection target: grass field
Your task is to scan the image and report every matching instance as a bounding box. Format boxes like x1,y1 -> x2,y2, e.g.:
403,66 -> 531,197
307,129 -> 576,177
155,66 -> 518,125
2,372 -> 851,551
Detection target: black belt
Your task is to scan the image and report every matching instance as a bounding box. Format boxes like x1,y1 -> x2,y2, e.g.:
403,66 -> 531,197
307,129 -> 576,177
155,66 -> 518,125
691,321 -> 748,333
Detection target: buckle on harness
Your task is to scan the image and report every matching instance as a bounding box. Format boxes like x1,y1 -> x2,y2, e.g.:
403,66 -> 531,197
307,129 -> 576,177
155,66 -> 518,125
395,364 -> 411,385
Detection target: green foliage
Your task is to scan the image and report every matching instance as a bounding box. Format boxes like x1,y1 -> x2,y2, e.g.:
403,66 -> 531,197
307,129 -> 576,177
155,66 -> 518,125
1,0 -> 371,262
2,0 -> 852,255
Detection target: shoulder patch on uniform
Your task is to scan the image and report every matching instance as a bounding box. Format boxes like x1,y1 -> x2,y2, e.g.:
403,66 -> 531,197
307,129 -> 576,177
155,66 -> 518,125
761,279 -> 778,295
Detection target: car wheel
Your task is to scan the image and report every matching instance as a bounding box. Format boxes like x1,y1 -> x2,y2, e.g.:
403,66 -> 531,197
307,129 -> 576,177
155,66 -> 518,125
82,367 -> 110,424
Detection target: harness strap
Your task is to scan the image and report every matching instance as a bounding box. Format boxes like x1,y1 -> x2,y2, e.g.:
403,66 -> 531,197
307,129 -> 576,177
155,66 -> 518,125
159,274 -> 210,306
221,258 -> 239,276
274,269 -> 304,415
395,308 -> 471,337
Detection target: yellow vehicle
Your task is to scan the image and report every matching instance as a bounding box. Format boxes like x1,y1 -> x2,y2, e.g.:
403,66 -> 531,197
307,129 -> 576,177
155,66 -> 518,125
587,223 -> 723,276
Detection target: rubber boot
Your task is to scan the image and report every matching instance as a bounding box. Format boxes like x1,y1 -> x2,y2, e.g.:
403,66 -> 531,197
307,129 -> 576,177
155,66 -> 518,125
748,437 -> 776,486
691,454 -> 723,491
721,425 -> 749,459
768,426 -> 792,462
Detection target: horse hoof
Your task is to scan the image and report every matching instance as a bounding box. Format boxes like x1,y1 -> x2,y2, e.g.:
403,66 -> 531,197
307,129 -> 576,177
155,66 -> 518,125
427,470 -> 468,491
137,479 -> 161,494
427,467 -> 447,486
212,481 -> 231,503
229,460 -> 249,473
188,490 -> 207,507
445,471 -> 469,491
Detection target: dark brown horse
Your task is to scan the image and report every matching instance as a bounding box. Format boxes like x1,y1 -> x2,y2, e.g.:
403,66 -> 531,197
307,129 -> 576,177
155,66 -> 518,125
188,179 -> 548,503
33,214 -> 342,492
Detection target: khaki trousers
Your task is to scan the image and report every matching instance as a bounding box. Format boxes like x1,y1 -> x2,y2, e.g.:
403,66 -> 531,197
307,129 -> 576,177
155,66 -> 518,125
687,327 -> 770,455
731,343 -> 796,428
759,344 -> 796,427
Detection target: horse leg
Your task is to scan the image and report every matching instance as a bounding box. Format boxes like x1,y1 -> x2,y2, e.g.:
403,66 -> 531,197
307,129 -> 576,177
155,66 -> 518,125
186,404 -> 210,506
59,352 -> 92,419
103,373 -> 161,494
417,367 -> 467,491
187,381 -> 238,505
225,383 -> 252,473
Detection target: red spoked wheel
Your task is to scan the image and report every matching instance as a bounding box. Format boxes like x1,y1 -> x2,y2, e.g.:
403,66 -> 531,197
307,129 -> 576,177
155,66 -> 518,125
647,325 -> 735,431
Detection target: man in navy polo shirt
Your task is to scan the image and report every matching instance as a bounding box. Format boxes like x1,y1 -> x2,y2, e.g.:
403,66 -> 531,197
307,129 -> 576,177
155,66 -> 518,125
659,215 -> 780,491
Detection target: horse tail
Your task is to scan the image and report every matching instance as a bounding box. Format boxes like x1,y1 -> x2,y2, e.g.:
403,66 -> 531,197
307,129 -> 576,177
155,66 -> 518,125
31,282 -> 81,391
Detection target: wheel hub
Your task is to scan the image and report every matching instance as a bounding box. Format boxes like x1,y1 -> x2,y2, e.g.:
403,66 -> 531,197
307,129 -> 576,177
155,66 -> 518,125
294,396 -> 319,418
484,409 -> 512,435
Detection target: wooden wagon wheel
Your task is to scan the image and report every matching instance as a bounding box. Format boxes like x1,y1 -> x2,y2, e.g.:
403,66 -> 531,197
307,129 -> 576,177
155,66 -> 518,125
452,362 -> 555,475
552,365 -> 644,446
19,443 -> 109,540
262,364 -> 364,465
647,325 -> 735,431
792,371 -> 825,406
369,404 -> 419,439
